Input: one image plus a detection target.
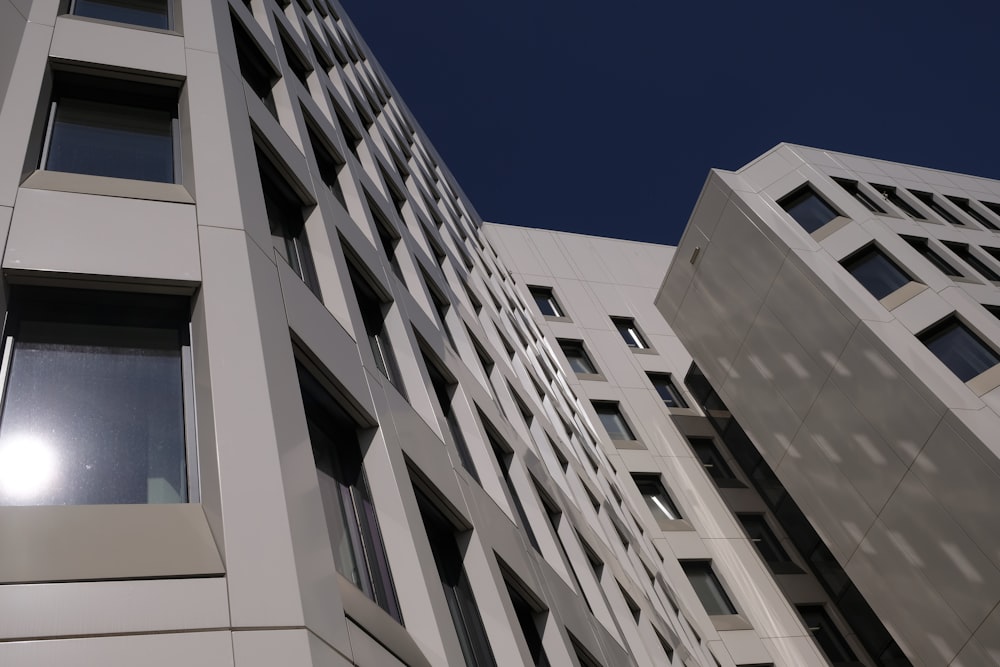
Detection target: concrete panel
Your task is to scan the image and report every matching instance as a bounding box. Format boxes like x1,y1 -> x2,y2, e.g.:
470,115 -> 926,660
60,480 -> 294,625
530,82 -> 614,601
50,16 -> 186,78
0,631 -> 235,667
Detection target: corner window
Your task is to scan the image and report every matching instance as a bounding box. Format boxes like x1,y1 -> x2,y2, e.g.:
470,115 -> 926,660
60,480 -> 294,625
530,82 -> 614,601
592,401 -> 636,441
632,474 -> 682,521
297,361 -> 401,621
832,178 -> 885,214
647,372 -> 688,408
612,316 -> 648,349
942,242 -> 1000,282
870,184 -> 925,219
841,245 -> 913,299
777,185 -> 841,233
797,605 -> 857,664
902,236 -> 962,278
681,561 -> 737,615
69,0 -> 172,30
918,316 -> 999,382
42,71 -> 179,183
558,339 -> 598,375
0,287 -> 194,506
528,286 -> 564,318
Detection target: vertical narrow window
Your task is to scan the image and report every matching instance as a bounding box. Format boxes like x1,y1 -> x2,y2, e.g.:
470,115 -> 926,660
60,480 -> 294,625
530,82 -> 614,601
423,272 -> 456,348
942,242 -> 1000,281
70,0 -> 171,29
918,316 -> 1000,381
841,245 -> 913,299
688,437 -> 742,487
871,184 -> 925,219
280,33 -> 312,88
368,197 -> 406,284
946,196 -> 999,230
797,605 -> 857,664
257,147 -> 321,298
777,184 -> 841,232
416,490 -> 497,667
423,354 -> 477,480
832,178 -> 885,214
909,190 -> 965,226
528,286 -> 564,318
232,15 -> 279,116
592,401 -> 636,441
306,123 -> 347,209
611,317 -> 649,349
902,236 -> 963,278
503,575 -> 551,667
0,288 -> 193,506
737,514 -> 799,573
559,340 -> 598,375
646,372 -> 688,408
487,428 -> 539,550
681,561 -> 737,616
346,263 -> 402,391
333,102 -> 362,159
298,362 -> 400,621
632,474 -> 682,521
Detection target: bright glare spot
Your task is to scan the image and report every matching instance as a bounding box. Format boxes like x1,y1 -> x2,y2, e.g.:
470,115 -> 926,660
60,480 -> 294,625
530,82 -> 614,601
0,434 -> 57,500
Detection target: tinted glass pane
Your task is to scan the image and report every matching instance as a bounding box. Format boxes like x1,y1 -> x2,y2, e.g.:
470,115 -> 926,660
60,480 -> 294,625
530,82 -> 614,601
738,515 -> 791,565
798,605 -> 857,662
779,187 -> 839,232
921,319 -> 1000,381
634,475 -> 681,520
73,0 -> 170,30
842,247 -> 911,299
530,288 -> 560,317
0,322 -> 184,506
47,98 -> 174,182
594,404 -> 634,440
682,562 -> 736,615
649,373 -> 687,408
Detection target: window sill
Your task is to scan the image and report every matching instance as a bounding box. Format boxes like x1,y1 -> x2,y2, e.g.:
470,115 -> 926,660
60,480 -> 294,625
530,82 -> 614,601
574,372 -> 606,382
629,347 -> 658,356
811,215 -> 851,241
22,170 -> 193,204
611,438 -> 646,451
543,314 -> 573,324
967,362 -> 1000,396
879,281 -> 926,311
653,517 -> 694,532
708,613 -> 753,631
337,575 -> 432,667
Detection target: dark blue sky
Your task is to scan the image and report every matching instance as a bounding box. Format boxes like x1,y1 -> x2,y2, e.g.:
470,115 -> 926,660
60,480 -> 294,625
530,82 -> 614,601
340,0 -> 1000,245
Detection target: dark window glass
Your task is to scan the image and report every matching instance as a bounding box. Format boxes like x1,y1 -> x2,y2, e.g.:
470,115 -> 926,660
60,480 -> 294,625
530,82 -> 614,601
333,103 -> 362,157
871,184 -> 925,219
232,15 -> 278,116
0,288 -> 190,506
592,402 -> 636,440
307,125 -> 347,209
611,317 -> 648,349
347,265 -> 401,391
681,561 -> 737,615
689,437 -> 742,486
946,196 -> 999,230
280,34 -> 312,88
488,432 -> 539,551
416,491 -> 497,667
647,372 -> 688,408
423,274 -> 456,348
797,605 -> 857,663
298,362 -> 401,621
71,0 -> 170,29
832,178 -> 885,214
981,201 -> 1000,225
942,242 -> 1000,281
368,198 -> 406,284
902,236 -> 962,277
44,73 -> 177,183
570,636 -> 604,667
909,190 -> 965,226
985,304 -> 1000,321
559,340 -> 597,375
778,185 -> 840,233
632,474 -> 682,521
737,514 -> 796,570
919,317 -> 999,382
841,245 -> 912,299
504,580 -> 550,667
424,355 -> 477,480
529,287 -> 563,317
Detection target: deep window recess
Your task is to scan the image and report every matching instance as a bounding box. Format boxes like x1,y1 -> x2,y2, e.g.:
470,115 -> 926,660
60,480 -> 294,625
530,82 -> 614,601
558,340 -> 598,375
902,236 -> 962,278
946,196 -> 999,230
347,264 -> 402,391
0,287 -> 193,506
841,245 -> 913,299
367,197 -> 406,284
306,124 -> 347,209
632,474 -> 682,521
487,429 -> 539,551
528,287 -> 564,318
737,514 -> 798,572
909,190 -> 965,226
918,317 -> 1000,382
297,361 -> 401,621
42,71 -> 179,183
503,576 -> 551,667
280,33 -> 312,88
870,184 -> 925,219
257,148 -> 321,297
232,15 -> 279,116
592,401 -> 636,441
942,242 -> 1000,282
681,561 -> 737,616
416,490 -> 497,667
832,178 -> 886,214
423,354 -> 478,480
70,0 -> 171,30
797,605 -> 858,664
688,436 -> 742,487
611,317 -> 649,349
778,185 -> 840,233
981,201 -> 1000,222
647,372 -> 688,408
424,274 -> 457,349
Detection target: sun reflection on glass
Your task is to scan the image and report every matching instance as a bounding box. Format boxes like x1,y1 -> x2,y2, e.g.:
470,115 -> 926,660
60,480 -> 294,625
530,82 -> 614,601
0,434 -> 58,501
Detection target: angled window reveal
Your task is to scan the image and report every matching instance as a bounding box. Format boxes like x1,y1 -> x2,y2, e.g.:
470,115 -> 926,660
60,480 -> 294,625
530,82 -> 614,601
918,316 -> 1000,382
870,183 -> 926,220
946,196 -> 999,231
558,339 -> 598,375
688,436 -> 742,487
942,242 -> 1000,282
503,573 -> 551,667
909,190 -> 965,226
737,514 -> 798,573
632,474 -> 682,521
528,286 -> 564,318
902,236 -> 962,278
841,245 -> 913,299
778,184 -> 841,233
832,178 -> 885,214
612,316 -> 649,349
681,561 -> 737,616
423,352 -> 478,480
346,263 -> 402,391
647,372 -> 688,408
232,14 -> 279,116
592,401 -> 636,441
797,605 -> 857,664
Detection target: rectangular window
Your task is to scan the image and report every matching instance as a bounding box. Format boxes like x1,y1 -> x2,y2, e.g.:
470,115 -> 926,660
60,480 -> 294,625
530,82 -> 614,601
70,0 -> 171,30
258,148 -> 321,297
942,242 -> 1000,282
832,178 -> 885,214
632,474 -> 682,521
797,605 -> 857,664
280,33 -> 312,88
909,190 -> 965,226
737,514 -> 797,571
689,436 -> 742,487
0,288 -> 193,506
647,372 -> 688,408
42,72 -> 179,183
902,236 -> 962,277
612,317 -> 648,349
423,354 -> 477,480
918,316 -> 1000,382
870,183 -> 926,219
416,490 -> 497,667
681,561 -> 737,615
347,264 -> 402,390
368,197 -> 406,285
592,401 -> 636,441
232,15 -> 279,116
503,576 -> 550,667
946,196 -> 999,230
528,286 -> 564,318
298,361 -> 401,621
777,184 -> 841,233
841,245 -> 913,299
558,339 -> 598,375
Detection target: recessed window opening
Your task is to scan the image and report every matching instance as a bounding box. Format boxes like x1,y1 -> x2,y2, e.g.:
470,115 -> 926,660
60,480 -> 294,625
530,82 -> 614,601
528,286 -> 564,318
611,317 -> 648,349
946,196 -> 999,230
910,190 -> 965,226
902,236 -> 962,278
232,15 -> 279,116
777,185 -> 840,233
841,245 -> 913,299
942,242 -> 1000,282
647,372 -> 688,408
871,184 -> 925,219
832,178 -> 885,214
632,474 -> 682,521
346,263 -> 402,391
797,605 -> 857,664
918,316 -> 1000,382
681,561 -> 737,616
70,0 -> 171,30
592,401 -> 636,441
558,339 -> 598,375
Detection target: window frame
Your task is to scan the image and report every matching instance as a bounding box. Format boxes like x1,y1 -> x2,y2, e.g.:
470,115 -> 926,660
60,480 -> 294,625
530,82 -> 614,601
917,315 -> 1000,383
611,316 -> 649,350
832,178 -> 886,214
632,473 -> 683,522
688,436 -> 744,488
736,513 -> 801,574
646,372 -> 688,408
840,244 -> 914,300
558,339 -> 599,376
592,401 -> 637,442
680,560 -> 738,616
777,184 -> 843,233
528,286 -> 565,319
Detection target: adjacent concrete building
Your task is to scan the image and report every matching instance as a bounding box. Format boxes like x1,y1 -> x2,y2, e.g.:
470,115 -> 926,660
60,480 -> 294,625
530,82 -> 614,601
0,2 -> 996,667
